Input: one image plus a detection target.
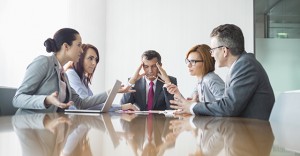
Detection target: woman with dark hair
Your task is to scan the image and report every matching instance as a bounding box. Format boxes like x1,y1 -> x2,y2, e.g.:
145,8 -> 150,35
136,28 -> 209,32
13,28 -> 136,113
165,44 -> 224,103
64,44 -> 100,98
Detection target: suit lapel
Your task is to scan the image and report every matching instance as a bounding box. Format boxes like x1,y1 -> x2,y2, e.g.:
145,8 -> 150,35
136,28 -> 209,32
153,80 -> 163,109
140,78 -> 147,109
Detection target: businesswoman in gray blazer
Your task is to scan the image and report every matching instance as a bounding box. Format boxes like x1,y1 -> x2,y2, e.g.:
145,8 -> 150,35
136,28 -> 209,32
166,44 -> 225,103
13,28 -> 134,114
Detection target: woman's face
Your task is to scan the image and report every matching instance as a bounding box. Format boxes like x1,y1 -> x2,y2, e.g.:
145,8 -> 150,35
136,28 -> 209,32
83,48 -> 98,74
186,52 -> 203,77
68,34 -> 83,63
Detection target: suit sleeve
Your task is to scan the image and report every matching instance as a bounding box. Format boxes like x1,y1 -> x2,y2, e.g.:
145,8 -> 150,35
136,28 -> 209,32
193,59 -> 258,116
13,56 -> 49,109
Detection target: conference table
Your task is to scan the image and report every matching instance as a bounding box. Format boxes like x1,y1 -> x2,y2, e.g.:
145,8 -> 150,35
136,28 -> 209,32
0,111 -> 299,156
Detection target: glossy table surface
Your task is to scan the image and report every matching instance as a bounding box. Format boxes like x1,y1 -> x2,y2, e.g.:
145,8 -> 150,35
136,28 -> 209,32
0,112 -> 299,156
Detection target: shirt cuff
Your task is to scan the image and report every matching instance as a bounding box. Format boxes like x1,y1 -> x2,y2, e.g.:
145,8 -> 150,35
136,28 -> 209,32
127,81 -> 135,87
189,102 -> 197,115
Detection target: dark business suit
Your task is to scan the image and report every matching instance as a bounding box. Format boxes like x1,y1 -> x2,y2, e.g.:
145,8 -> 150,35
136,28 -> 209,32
120,76 -> 177,111
13,54 -> 108,113
193,52 -> 275,120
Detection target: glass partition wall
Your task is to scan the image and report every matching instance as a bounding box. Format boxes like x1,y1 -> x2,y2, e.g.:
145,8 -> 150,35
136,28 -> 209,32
255,0 -> 300,97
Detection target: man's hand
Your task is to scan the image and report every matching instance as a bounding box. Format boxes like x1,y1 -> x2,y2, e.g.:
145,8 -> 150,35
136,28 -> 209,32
44,91 -> 73,109
170,96 -> 194,115
128,62 -> 145,85
156,62 -> 171,84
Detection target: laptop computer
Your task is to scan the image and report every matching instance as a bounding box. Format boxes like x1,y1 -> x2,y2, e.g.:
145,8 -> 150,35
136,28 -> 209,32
65,79 -> 122,114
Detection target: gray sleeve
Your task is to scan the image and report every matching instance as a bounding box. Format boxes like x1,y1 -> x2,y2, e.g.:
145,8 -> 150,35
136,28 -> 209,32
13,56 -> 49,109
193,60 -> 258,116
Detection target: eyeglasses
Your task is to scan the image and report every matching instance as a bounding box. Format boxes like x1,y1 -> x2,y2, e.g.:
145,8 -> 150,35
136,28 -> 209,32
209,46 -> 226,54
185,59 -> 204,66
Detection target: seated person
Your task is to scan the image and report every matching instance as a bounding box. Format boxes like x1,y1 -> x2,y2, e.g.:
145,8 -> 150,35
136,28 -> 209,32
64,43 -> 137,110
166,44 -> 224,103
167,24 -> 275,121
120,50 -> 177,111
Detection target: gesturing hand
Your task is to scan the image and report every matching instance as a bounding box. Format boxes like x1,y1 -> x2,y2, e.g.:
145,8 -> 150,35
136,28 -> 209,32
118,84 -> 136,93
44,91 -> 73,109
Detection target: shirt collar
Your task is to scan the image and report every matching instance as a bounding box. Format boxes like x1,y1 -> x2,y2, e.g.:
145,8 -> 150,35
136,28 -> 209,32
144,76 -> 157,85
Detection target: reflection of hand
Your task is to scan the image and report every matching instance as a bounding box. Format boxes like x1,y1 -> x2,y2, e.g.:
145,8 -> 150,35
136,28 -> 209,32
169,117 -> 194,134
120,113 -> 138,122
118,84 -> 136,93
44,115 -> 71,133
128,62 -> 146,85
156,63 -> 171,84
45,91 -> 74,109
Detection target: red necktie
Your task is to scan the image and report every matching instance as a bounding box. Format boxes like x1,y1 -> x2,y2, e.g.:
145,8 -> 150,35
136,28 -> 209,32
147,81 -> 154,110
147,114 -> 153,141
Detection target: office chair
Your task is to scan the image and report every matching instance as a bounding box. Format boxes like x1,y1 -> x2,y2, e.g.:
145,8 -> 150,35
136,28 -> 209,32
0,86 -> 18,116
269,90 -> 300,124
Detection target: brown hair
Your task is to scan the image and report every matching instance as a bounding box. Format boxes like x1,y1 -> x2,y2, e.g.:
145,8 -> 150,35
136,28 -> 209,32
74,44 -> 99,86
186,44 -> 215,76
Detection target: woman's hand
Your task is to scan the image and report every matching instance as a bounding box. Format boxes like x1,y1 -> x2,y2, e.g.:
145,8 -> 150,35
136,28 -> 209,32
44,91 -> 73,109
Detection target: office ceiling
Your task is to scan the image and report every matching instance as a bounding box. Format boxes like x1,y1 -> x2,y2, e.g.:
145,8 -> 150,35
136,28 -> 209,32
255,0 -> 300,38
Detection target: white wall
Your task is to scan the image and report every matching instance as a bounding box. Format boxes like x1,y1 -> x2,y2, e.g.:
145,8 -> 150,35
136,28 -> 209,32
1,0 -> 253,100
0,0 -> 106,93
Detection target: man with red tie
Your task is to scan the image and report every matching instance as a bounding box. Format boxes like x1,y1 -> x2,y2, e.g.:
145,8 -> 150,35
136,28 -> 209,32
120,50 -> 177,111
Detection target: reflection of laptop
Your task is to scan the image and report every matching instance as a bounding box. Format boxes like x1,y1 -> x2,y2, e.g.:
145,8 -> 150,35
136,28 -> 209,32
101,114 -> 120,148
65,80 -> 122,113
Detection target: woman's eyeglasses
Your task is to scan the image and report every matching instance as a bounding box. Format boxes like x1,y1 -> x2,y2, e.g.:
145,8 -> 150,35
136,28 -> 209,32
185,59 -> 204,66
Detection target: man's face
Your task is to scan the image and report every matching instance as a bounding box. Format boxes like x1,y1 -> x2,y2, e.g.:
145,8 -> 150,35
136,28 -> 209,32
210,37 -> 226,67
142,57 -> 159,81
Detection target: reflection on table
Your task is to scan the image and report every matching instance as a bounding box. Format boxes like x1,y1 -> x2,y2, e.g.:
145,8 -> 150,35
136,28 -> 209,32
0,111 -> 299,156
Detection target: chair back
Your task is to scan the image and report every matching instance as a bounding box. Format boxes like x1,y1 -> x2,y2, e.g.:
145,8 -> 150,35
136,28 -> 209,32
0,86 -> 18,116
270,90 -> 300,124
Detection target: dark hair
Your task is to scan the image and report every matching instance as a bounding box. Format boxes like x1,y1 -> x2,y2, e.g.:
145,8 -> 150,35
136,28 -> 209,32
141,50 -> 162,64
44,28 -> 79,53
74,44 -> 100,86
210,24 -> 244,55
186,44 -> 215,76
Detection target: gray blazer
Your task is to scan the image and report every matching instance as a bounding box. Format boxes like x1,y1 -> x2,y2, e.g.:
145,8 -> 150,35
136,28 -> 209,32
193,52 -> 275,120
120,76 -> 177,111
13,54 -> 108,113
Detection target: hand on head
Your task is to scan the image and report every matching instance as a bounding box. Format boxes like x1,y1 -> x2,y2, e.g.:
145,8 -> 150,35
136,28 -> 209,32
156,62 -> 171,84
44,91 -> 74,109
129,62 -> 146,84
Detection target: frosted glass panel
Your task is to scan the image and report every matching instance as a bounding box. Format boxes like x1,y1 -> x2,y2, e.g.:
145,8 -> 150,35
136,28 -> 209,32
256,38 -> 300,97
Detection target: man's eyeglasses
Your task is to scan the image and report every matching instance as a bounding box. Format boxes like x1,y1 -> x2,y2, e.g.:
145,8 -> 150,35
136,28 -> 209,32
210,46 -> 227,54
185,59 -> 204,66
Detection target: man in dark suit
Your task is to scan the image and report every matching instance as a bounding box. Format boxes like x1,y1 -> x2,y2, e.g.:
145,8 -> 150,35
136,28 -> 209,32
167,24 -> 275,120
120,50 -> 177,111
